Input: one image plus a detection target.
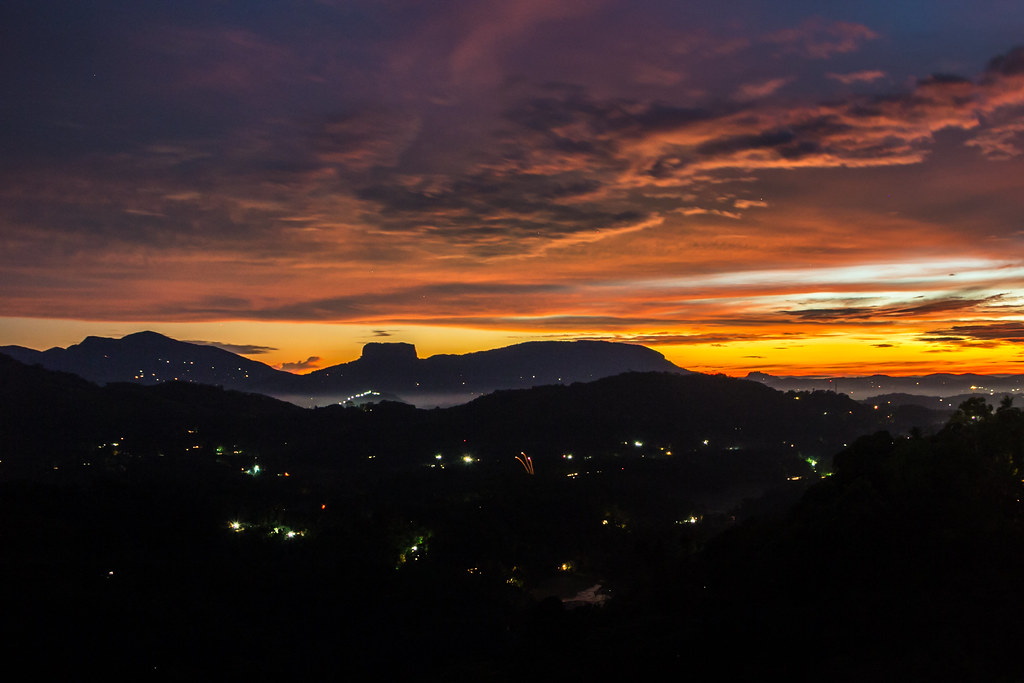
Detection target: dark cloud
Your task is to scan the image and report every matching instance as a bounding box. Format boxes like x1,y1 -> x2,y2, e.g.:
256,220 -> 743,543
784,295 -> 1006,323
984,46 -> 1024,78
187,340 -> 278,355
694,128 -> 816,160
827,70 -> 886,85
569,331 -> 797,345
354,168 -> 649,251
922,322 -> 1024,344
766,18 -> 879,59
371,330 -> 393,337
252,282 -> 568,321
314,109 -> 422,171
278,356 -> 321,371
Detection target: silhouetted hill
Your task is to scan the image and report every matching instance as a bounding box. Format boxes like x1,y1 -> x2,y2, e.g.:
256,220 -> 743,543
439,372 -> 892,462
605,397 -> 1024,681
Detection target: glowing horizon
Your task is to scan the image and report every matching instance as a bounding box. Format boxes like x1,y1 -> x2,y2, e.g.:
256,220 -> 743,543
3,316 -> 1023,378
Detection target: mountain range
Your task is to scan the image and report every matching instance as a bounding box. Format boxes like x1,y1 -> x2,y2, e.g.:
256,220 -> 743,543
0,331 -> 688,407
5,330 -> 1023,411
0,347 -> 926,480
745,370 -> 1024,404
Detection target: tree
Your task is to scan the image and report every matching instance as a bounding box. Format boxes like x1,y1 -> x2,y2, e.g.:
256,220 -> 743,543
948,396 -> 993,425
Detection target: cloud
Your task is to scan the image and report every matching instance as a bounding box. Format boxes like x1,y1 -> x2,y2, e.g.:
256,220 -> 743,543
9,38 -> 1023,271
827,70 -> 886,85
965,117 -> 1024,159
186,340 -> 278,355
922,322 -> 1024,344
371,329 -> 393,337
444,0 -> 599,86
733,199 -> 768,209
733,77 -> 792,102
569,331 -> 800,345
251,282 -> 568,321
314,109 -> 422,171
767,18 -> 879,59
472,50 -> 1024,213
784,294 -> 1007,323
278,356 -> 322,371
353,166 -> 652,253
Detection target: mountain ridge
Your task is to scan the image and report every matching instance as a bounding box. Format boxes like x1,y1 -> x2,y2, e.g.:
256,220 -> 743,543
746,369 -> 1024,400
0,331 -> 689,407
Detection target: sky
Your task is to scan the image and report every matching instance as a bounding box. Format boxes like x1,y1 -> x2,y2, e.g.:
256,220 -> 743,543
2,0 -> 1024,375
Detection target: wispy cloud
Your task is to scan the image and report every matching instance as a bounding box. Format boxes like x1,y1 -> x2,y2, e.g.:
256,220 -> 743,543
186,340 -> 278,355
767,18 -> 879,59
827,70 -> 886,85
921,321 -> 1024,345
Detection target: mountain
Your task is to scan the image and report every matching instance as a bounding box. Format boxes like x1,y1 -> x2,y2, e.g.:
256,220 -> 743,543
0,350 -> 304,477
300,338 -> 688,406
746,370 -> 1024,400
438,370 -> 891,461
1,331 -> 689,407
3,353 -> 1019,680
0,351 -> 895,478
0,330 -> 302,393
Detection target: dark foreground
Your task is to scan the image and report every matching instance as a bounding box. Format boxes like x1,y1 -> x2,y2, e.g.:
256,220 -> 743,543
2,358 -> 1022,680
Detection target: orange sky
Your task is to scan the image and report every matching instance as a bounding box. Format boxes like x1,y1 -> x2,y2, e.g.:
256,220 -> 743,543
2,2 -> 1024,376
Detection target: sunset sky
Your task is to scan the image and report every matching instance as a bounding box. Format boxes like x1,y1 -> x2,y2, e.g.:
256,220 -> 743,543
3,0 -> 1024,375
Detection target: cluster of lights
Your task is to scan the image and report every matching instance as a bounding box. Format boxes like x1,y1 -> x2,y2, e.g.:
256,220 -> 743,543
228,520 -> 306,539
271,526 -> 305,539
339,390 -> 381,404
396,536 -> 427,567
